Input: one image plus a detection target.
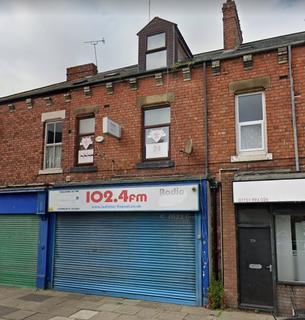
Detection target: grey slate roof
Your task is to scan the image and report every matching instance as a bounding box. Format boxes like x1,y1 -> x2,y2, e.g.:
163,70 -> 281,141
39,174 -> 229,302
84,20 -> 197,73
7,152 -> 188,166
1,30 -> 305,104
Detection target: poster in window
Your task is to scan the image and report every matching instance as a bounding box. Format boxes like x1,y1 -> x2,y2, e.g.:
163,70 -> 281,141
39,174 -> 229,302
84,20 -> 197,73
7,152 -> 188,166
146,128 -> 168,159
78,135 -> 94,164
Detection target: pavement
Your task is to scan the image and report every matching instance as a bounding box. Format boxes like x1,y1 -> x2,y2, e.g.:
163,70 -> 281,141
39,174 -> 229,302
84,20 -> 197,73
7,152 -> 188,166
0,286 -> 275,320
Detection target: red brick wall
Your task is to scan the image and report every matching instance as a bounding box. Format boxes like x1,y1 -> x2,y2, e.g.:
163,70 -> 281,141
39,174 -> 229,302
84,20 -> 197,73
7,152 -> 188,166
220,171 -> 238,307
207,45 -> 305,307
1,36 -> 305,312
0,68 -> 207,186
277,285 -> 305,316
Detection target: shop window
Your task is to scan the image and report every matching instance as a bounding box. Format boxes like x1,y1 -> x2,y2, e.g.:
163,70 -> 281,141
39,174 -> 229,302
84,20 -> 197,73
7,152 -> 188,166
143,106 -> 170,160
77,116 -> 95,165
146,33 -> 167,70
276,215 -> 305,283
44,121 -> 63,169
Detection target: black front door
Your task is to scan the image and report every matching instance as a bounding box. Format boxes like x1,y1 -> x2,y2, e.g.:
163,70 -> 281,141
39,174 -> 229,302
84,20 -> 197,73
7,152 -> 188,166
238,227 -> 274,309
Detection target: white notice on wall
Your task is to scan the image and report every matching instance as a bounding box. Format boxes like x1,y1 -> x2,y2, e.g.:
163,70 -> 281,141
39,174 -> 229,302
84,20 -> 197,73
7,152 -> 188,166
146,142 -> 168,159
78,149 -> 93,164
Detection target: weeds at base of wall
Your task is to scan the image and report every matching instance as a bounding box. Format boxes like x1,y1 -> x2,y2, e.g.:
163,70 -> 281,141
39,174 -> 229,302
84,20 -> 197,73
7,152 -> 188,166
208,276 -> 225,310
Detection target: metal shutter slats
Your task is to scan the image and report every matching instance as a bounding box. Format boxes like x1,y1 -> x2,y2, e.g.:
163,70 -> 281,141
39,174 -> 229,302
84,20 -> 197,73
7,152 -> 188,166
0,215 -> 39,288
53,212 -> 197,305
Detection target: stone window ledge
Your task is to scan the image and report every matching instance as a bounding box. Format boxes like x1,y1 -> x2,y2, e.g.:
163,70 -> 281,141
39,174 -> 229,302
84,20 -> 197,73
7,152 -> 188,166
39,168 -> 63,175
136,160 -> 175,169
69,166 -> 97,173
231,153 -> 273,163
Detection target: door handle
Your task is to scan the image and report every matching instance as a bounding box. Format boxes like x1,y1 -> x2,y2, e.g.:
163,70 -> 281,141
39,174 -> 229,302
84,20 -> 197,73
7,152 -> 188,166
266,264 -> 272,272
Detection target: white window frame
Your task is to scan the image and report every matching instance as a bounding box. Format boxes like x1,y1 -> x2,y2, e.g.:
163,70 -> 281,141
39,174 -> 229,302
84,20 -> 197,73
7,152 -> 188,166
43,120 -> 63,170
233,92 -> 270,162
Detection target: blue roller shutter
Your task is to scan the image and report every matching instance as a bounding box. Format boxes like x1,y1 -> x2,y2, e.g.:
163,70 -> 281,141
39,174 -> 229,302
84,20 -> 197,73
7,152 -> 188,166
53,212 -> 198,305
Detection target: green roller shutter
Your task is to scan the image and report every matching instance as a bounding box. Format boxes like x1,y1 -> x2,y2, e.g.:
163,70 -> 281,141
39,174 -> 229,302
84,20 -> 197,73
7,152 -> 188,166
0,215 -> 39,288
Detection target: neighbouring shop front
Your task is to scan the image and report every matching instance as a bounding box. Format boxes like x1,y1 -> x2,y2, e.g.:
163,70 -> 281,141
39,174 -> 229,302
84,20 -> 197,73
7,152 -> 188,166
0,188 -> 47,289
47,180 -> 208,306
233,175 -> 305,314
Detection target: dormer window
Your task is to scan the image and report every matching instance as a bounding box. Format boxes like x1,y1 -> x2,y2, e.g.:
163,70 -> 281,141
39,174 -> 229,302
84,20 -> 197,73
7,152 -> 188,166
137,17 -> 192,72
146,33 -> 167,70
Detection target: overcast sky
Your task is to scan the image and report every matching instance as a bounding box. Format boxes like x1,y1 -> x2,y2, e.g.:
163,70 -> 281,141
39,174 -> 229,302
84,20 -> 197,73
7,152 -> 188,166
0,0 -> 304,97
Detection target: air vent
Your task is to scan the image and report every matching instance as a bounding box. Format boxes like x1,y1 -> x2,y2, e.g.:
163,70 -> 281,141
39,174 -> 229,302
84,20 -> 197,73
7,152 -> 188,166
243,54 -> 253,69
212,60 -> 221,75
278,47 -> 288,64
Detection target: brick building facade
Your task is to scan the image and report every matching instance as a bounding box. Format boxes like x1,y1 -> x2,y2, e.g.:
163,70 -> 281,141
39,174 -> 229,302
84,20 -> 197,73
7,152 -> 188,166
0,0 -> 305,316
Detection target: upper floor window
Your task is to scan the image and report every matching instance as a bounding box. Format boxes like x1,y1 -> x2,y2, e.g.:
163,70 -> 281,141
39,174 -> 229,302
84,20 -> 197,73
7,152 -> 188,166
144,106 -> 170,160
146,33 -> 167,70
236,92 -> 266,154
77,116 -> 95,165
44,121 -> 63,169
147,33 -> 165,50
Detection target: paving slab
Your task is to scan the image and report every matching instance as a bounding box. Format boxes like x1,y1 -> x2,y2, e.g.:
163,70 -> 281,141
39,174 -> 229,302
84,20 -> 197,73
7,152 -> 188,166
0,306 -> 19,318
185,314 -> 216,320
155,302 -> 183,312
69,310 -> 99,320
81,296 -> 103,303
116,305 -> 146,315
25,313 -> 54,320
47,305 -> 82,318
99,297 -> 125,304
116,316 -> 140,320
90,311 -> 120,320
121,299 -> 141,306
97,304 -> 122,312
182,306 -> 217,316
18,294 -> 52,302
135,307 -> 161,319
0,287 -> 277,320
2,310 -> 37,320
219,310 -> 273,319
157,310 -> 188,320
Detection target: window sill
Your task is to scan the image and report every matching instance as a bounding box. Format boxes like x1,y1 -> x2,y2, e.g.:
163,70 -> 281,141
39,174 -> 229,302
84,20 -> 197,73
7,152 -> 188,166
277,281 -> 305,286
70,166 -> 97,173
136,160 -> 175,169
38,168 -> 63,175
231,153 -> 273,163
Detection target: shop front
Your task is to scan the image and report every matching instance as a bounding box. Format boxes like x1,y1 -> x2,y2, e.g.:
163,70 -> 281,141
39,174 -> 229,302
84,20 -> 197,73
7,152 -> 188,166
0,188 -> 47,289
233,175 -> 305,314
47,180 -> 208,306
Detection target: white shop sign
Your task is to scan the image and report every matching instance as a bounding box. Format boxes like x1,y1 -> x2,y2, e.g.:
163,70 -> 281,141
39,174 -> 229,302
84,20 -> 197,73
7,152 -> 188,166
48,184 -> 199,212
233,179 -> 305,203
103,117 -> 121,139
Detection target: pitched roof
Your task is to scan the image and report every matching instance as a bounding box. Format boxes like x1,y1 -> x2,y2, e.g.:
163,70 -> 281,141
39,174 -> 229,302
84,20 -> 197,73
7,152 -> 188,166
137,17 -> 177,35
1,30 -> 305,104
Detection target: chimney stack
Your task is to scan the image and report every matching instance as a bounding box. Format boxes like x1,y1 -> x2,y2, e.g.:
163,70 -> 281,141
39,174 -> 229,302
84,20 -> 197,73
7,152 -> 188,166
222,0 -> 243,50
66,63 -> 97,82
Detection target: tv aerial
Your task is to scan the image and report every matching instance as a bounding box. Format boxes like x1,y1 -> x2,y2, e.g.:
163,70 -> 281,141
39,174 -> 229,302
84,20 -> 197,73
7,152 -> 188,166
84,38 -> 105,68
